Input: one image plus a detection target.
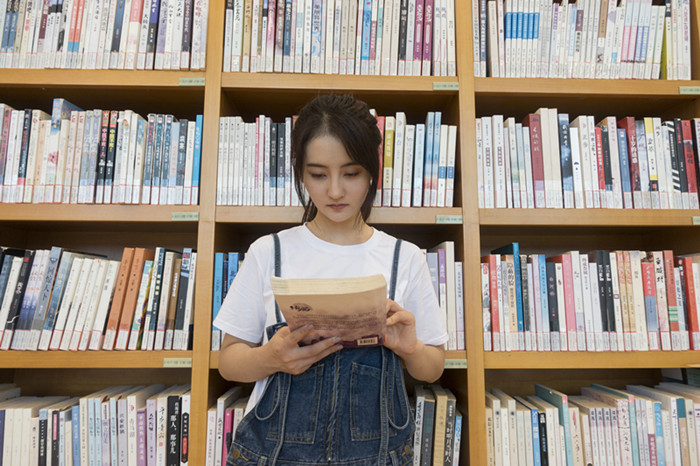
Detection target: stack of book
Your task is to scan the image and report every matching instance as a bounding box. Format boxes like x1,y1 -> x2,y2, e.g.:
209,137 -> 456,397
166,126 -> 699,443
486,381 -> 700,466
204,386 -> 249,466
0,382 -> 192,465
477,111 -> 700,210
210,241 -> 464,351
0,245 -> 197,352
0,0 -> 209,69
211,251 -> 243,351
413,384 -> 462,466
472,0 -> 691,79
217,111 -> 458,208
481,242 -> 700,353
223,0 -> 457,76
0,99 -> 203,206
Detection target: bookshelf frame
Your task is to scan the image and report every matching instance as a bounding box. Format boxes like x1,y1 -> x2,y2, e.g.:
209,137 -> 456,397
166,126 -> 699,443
0,0 -> 699,464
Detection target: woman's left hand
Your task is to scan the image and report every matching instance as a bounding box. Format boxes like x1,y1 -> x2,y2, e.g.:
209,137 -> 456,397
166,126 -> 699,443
383,299 -> 418,358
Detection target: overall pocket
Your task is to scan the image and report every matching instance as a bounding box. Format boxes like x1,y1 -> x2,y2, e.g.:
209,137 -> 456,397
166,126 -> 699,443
350,361 -> 382,441
267,363 -> 324,444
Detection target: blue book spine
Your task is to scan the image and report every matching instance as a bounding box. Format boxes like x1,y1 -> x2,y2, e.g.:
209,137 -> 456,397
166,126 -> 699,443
0,409 -> 5,465
652,400 -> 665,466
530,406 -> 541,466
152,115 -> 164,196
1,2 -> 12,55
212,253 -> 224,330
533,5 -> 540,41
538,254 -> 549,334
479,0 -> 487,66
227,252 -> 239,290
283,0 -> 293,57
310,0 -> 322,62
191,114 -> 203,203
361,0 -> 372,62
517,6 -> 524,44
431,111 -> 442,192
413,123 -> 426,205
617,128 -> 632,206
423,112 -> 435,196
112,0 -> 127,53
72,404 -> 81,466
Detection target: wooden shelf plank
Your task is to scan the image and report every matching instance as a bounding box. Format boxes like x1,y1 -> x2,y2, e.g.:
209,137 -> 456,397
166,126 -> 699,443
216,206 -> 464,224
0,70 -> 206,89
221,73 -> 460,92
485,351 -> 700,369
480,208 -> 700,227
0,204 -> 200,222
474,78 -> 700,98
0,351 -> 193,368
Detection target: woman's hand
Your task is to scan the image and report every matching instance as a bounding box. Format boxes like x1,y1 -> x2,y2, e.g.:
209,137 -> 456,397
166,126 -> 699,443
383,299 -> 419,359
264,325 -> 343,375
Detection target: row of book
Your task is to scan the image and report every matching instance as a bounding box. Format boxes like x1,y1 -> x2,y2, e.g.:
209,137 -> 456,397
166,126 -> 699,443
0,0 -> 210,69
413,384 -> 462,466
476,111 -> 700,210
209,240 -> 465,351
0,245 -> 197,352
481,243 -> 700,353
216,111 -> 458,208
486,381 -> 700,466
204,384 -> 463,466
0,99 -> 203,205
223,0 -> 457,77
472,0 -> 692,80
0,382 -> 192,465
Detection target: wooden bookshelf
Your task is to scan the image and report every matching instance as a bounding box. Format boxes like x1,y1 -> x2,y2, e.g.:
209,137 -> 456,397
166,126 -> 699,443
1,0 -> 700,463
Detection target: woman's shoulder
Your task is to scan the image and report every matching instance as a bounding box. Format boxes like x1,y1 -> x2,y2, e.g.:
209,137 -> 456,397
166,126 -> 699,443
372,229 -> 424,261
248,225 -> 307,255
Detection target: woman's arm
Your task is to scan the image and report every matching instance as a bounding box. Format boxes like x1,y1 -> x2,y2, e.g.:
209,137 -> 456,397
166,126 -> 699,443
383,300 -> 446,383
218,326 -> 344,383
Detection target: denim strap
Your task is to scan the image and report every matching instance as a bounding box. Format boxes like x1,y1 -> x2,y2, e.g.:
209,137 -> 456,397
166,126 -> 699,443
272,233 -> 283,324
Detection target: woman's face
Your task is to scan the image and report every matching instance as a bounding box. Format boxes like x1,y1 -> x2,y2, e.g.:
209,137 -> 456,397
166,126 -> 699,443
302,134 -> 371,227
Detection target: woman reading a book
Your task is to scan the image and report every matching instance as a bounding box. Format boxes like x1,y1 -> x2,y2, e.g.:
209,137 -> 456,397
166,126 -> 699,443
215,94 -> 448,465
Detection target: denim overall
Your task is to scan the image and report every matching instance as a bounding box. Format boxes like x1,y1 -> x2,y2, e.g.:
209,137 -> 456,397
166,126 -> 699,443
227,234 -> 415,466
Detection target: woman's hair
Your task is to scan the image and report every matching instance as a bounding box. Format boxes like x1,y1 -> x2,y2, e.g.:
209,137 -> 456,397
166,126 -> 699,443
292,94 -> 382,224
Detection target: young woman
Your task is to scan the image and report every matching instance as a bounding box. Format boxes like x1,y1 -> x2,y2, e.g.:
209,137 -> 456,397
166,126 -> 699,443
215,94 -> 448,465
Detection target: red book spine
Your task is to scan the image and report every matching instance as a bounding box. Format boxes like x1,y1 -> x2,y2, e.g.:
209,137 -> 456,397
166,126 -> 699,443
641,261 -> 659,350
483,254 -> 501,351
679,257 -> 699,350
594,127 -> 605,204
681,120 -> 699,205
523,113 -> 545,208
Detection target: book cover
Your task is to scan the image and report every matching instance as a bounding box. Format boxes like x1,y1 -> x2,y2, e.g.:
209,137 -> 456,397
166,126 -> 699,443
270,274 -> 387,347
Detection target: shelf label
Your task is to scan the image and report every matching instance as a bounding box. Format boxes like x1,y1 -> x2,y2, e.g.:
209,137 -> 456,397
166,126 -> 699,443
679,86 -> 700,95
693,216 -> 700,225
179,77 -> 205,86
435,215 -> 463,224
433,82 -> 459,91
163,357 -> 192,368
444,359 -> 467,369
172,211 -> 199,221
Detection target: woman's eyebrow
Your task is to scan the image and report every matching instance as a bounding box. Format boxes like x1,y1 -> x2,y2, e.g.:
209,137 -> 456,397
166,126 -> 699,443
305,162 -> 361,168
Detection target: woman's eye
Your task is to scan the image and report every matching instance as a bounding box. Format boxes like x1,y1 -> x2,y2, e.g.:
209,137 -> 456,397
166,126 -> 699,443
309,173 -> 326,179
344,172 -> 360,178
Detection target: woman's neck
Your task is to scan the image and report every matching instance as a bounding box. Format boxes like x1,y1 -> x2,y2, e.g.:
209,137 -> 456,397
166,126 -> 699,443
306,216 -> 373,245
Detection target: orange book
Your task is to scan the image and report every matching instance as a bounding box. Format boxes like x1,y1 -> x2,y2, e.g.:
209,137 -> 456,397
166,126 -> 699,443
114,248 -> 155,350
101,247 -> 135,350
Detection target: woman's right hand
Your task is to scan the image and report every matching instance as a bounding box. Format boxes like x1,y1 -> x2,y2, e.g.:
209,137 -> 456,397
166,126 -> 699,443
264,325 -> 343,375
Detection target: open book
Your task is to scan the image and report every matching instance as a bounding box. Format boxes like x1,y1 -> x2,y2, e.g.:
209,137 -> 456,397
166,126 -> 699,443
270,274 -> 388,348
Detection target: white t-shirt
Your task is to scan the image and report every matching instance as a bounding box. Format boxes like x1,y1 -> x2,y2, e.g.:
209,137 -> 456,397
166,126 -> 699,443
213,224 -> 448,413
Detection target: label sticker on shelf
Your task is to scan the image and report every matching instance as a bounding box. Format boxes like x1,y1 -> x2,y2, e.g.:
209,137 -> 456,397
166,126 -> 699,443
179,77 -> 206,86
435,215 -> 463,224
172,211 -> 199,221
679,86 -> 700,95
693,216 -> 700,225
444,359 -> 467,369
433,82 -> 459,91
163,357 -> 192,368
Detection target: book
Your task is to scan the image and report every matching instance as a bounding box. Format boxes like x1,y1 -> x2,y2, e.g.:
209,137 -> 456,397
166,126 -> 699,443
270,273 -> 388,347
